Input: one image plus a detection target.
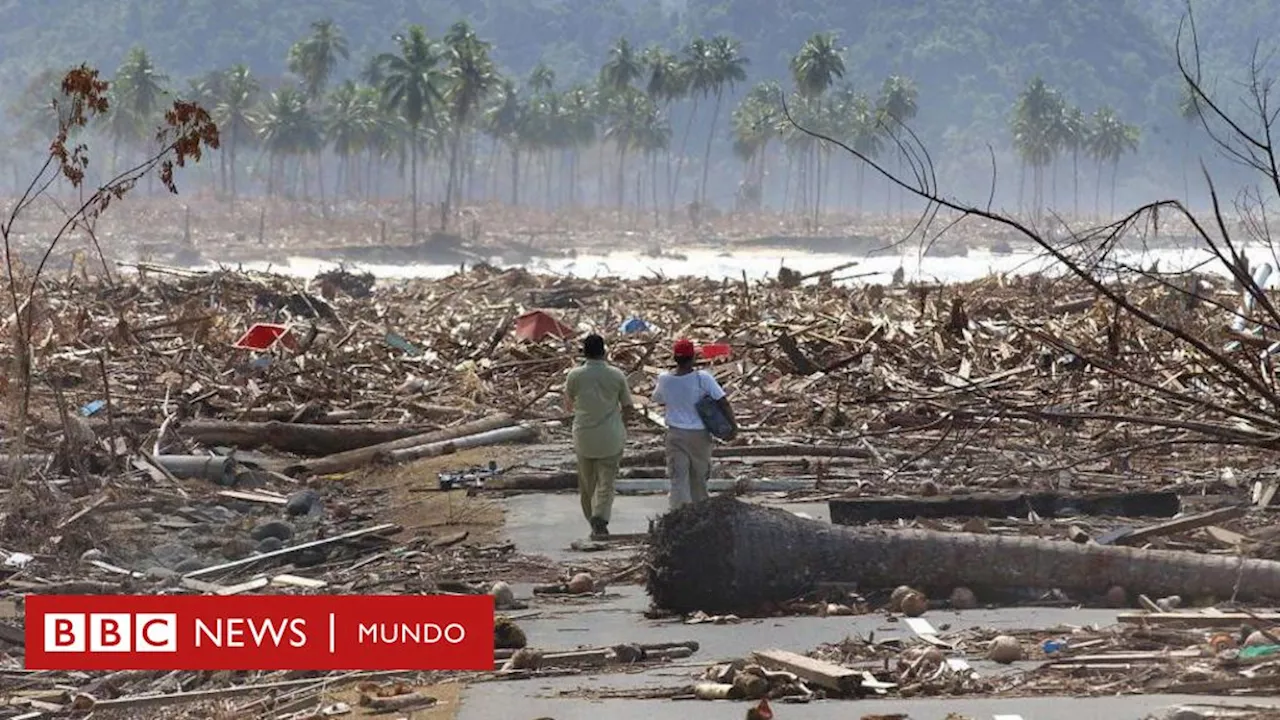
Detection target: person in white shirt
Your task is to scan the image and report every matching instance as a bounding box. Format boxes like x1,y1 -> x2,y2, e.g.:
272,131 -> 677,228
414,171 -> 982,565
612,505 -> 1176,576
651,338 -> 738,509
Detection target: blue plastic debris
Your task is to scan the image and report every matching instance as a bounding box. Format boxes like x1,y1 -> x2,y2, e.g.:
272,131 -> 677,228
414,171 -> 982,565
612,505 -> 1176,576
80,399 -> 106,417
1042,639 -> 1066,654
620,317 -> 649,334
385,332 -> 421,356
250,356 -> 273,370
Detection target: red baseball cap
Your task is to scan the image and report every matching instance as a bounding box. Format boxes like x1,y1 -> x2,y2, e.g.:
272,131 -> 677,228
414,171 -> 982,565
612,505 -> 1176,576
673,338 -> 696,357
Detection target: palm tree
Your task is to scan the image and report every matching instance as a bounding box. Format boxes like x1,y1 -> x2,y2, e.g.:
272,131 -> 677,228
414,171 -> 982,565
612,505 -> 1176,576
671,37 -> 713,213
695,35 -> 748,207
376,25 -> 446,240
485,79 -> 526,205
877,75 -> 918,215
183,71 -> 225,191
109,46 -> 169,179
603,86 -> 653,210
326,80 -> 377,197
1056,104 -> 1088,217
642,46 -> 687,214
731,81 -> 781,211
288,19 -> 349,101
790,32 -> 844,225
1179,81 -> 1199,208
600,37 -> 644,93
441,21 -> 498,231
255,86 -> 322,197
1088,106 -> 1141,218
846,91 -> 883,215
1010,77 -> 1060,218
213,65 -> 260,201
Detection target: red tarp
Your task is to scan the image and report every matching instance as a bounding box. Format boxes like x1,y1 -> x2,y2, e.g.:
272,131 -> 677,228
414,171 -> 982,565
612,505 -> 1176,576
233,323 -> 299,351
514,311 -> 575,342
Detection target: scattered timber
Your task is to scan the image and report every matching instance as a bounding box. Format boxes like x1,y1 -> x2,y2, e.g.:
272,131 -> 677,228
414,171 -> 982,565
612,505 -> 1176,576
827,490 -> 1181,524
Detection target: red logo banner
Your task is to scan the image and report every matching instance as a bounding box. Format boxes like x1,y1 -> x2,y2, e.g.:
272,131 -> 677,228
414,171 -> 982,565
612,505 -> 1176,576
24,594 -> 495,671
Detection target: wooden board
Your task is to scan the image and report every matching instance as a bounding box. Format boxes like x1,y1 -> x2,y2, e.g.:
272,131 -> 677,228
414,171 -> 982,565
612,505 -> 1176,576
1103,506 -> 1248,546
1118,611 -> 1280,627
828,490 -> 1180,524
752,649 -> 861,694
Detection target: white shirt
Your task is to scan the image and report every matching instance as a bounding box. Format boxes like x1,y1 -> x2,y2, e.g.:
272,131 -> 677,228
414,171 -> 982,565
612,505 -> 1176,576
652,370 -> 726,430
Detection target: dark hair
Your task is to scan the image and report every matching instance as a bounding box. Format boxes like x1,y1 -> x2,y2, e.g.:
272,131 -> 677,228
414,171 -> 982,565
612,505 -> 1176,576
674,353 -> 695,367
582,334 -> 606,359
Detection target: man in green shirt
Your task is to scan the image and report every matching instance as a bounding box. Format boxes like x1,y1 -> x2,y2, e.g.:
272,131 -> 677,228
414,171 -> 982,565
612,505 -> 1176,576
564,334 -> 635,539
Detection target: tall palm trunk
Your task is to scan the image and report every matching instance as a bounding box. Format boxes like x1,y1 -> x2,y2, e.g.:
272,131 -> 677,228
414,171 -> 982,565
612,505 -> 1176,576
647,496 -> 1280,615
442,124 -> 463,232
510,145 -> 520,206
699,90 -> 722,206
409,136 -> 420,241
616,144 -> 627,210
669,98 -> 699,213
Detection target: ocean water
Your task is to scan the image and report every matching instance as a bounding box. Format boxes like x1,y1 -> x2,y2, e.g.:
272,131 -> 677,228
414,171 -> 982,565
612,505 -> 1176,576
188,242 -> 1278,286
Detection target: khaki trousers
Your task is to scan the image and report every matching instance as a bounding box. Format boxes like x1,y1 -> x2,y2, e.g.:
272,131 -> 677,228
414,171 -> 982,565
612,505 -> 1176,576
666,427 -> 713,509
576,452 -> 621,524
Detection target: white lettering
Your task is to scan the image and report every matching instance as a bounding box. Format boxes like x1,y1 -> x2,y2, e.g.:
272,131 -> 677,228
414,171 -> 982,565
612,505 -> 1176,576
356,622 -> 468,644
193,618 -> 308,648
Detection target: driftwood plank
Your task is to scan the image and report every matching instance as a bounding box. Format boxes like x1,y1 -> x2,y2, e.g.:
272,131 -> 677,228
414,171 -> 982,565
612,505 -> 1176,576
828,490 -> 1180,524
183,524 -> 396,579
752,649 -> 860,694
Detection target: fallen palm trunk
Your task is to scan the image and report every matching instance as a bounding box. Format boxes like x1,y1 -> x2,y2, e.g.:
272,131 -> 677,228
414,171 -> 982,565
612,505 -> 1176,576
646,496 -> 1280,614
827,490 -> 1181,524
383,425 -> 537,464
286,414 -> 514,476
179,420 -> 439,456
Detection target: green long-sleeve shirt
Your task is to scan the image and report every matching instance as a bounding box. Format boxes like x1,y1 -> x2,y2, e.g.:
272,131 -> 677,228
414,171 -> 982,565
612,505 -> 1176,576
565,359 -> 634,458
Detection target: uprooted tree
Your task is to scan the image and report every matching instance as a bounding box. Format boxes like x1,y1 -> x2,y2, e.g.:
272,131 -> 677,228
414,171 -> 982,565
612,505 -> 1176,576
2,65 -> 219,503
649,9 -> 1280,613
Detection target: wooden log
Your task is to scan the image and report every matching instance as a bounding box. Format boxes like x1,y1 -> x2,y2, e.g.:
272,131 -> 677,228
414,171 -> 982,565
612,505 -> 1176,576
1101,506 -> 1248,546
383,425 -> 536,464
828,490 -> 1181,524
180,420 -> 441,455
647,496 -> 1280,615
752,649 -> 861,694
287,414 -> 515,476
623,444 -> 877,467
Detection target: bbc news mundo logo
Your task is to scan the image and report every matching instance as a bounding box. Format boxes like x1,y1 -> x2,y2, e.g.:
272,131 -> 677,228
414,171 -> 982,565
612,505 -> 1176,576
25,595 -> 494,671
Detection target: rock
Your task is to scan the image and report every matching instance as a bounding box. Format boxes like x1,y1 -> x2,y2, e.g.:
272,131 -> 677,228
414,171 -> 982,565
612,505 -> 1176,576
250,521 -> 294,542
174,558 -> 205,573
152,542 -> 197,569
900,590 -> 928,617
961,517 -> 988,534
203,506 -> 239,523
1165,707 -> 1207,720
612,643 -> 646,664
506,647 -> 541,670
987,635 -> 1024,664
920,480 -> 939,497
256,537 -> 284,553
1104,586 -> 1128,608
145,566 -> 178,581
731,669 -> 770,699
567,572 -> 595,594
949,587 -> 978,610
80,548 -> 104,563
285,489 -> 321,517
291,548 -> 329,567
494,617 -> 526,649
220,538 -> 255,561
1156,595 -> 1183,612
1245,630 -> 1277,647
490,581 -> 516,608
889,585 -> 916,612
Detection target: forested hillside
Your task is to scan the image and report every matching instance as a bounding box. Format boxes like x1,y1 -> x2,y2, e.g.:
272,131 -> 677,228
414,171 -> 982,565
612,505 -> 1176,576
0,0 -> 1272,215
